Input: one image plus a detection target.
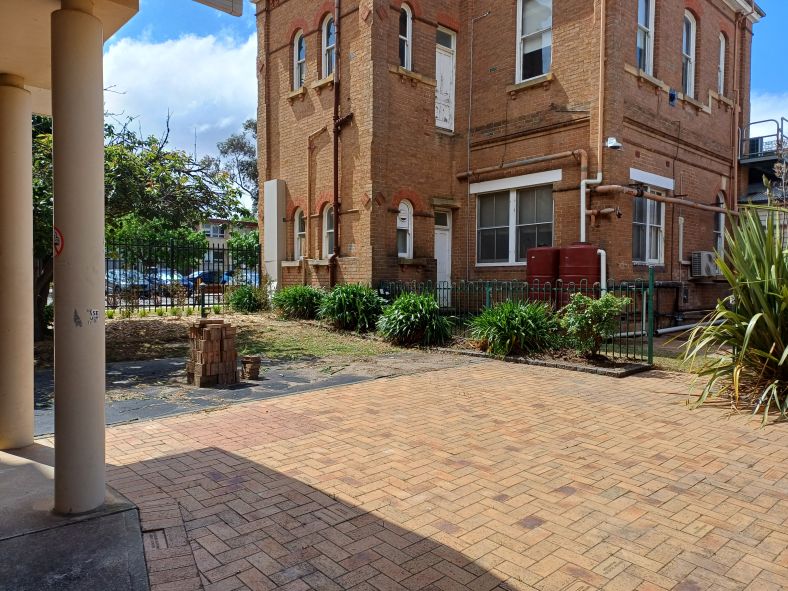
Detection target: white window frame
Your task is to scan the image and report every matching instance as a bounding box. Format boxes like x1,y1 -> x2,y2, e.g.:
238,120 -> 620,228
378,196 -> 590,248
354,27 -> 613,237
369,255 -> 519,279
475,184 -> 555,267
637,0 -> 655,75
435,27 -> 457,131
294,209 -> 306,260
399,4 -> 413,71
682,11 -> 697,98
293,31 -> 306,90
322,16 -> 336,79
714,195 -> 726,254
202,223 -> 225,239
515,0 -> 553,84
632,187 -> 665,265
717,33 -> 726,95
322,205 -> 335,259
396,200 -> 414,259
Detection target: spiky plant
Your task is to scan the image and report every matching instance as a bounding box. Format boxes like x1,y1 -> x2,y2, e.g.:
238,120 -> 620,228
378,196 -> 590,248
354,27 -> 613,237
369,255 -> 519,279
683,204 -> 788,422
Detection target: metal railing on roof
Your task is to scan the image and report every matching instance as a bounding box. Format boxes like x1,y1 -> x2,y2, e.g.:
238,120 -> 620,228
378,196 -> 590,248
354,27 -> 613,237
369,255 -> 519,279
740,118 -> 787,162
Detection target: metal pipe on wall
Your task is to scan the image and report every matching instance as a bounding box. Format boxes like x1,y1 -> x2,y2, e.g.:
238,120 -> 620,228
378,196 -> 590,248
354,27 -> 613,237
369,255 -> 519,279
306,127 -> 328,285
330,0 -> 341,288
595,185 -> 737,215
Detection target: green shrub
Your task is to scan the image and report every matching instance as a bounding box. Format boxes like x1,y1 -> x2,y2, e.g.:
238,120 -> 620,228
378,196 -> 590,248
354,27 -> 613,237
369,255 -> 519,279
212,304 -> 222,315
378,292 -> 452,346
106,309 -> 115,320
319,284 -> 384,332
684,204 -> 788,421
44,304 -> 55,328
171,307 -> 182,317
470,300 -> 560,357
155,308 -> 166,317
560,292 -> 630,356
138,309 -> 150,318
272,286 -> 325,320
228,285 -> 267,314
186,306 -> 195,316
120,308 -> 133,319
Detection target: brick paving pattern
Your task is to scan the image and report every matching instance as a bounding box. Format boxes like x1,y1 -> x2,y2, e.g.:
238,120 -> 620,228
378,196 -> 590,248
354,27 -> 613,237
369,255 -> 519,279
100,361 -> 788,590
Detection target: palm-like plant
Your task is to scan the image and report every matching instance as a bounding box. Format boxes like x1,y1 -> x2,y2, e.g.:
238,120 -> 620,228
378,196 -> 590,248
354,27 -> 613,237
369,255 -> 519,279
683,203 -> 788,422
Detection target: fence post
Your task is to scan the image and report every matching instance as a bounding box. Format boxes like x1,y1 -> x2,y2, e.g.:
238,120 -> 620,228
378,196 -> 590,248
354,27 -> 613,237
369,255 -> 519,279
200,284 -> 207,318
647,266 -> 655,365
485,283 -> 492,309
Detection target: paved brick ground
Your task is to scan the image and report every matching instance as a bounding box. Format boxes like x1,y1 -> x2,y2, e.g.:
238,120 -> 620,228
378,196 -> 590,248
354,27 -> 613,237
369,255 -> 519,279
100,361 -> 788,591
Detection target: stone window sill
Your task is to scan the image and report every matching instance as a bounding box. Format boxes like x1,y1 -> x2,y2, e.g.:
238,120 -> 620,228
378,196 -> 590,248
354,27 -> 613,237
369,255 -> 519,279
506,73 -> 553,98
281,260 -> 302,268
287,86 -> 306,103
388,65 -> 437,88
311,73 -> 335,95
308,259 -> 331,267
397,257 -> 433,267
683,95 -> 706,111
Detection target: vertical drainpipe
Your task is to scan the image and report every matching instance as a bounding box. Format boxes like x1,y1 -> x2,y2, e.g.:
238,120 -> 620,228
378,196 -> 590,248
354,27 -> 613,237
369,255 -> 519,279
330,0 -> 342,288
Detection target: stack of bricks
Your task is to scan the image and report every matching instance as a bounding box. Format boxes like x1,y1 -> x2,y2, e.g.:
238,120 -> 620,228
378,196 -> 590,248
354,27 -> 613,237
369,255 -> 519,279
186,319 -> 238,387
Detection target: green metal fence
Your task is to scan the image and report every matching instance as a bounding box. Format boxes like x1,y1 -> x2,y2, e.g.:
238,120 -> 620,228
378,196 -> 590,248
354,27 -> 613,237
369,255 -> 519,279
379,269 -> 655,363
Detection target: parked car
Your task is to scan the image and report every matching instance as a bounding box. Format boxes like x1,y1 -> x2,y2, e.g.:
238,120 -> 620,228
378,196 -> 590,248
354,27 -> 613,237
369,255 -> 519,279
181,270 -> 232,294
225,271 -> 260,286
145,268 -> 184,296
105,269 -> 150,298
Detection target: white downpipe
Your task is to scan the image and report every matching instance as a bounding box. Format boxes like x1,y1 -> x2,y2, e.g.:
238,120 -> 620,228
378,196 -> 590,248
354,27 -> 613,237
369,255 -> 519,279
580,173 -> 603,242
597,249 -> 607,294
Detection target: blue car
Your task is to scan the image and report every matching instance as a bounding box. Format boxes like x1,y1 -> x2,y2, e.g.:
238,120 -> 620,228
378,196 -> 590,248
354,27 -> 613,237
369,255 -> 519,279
181,270 -> 233,294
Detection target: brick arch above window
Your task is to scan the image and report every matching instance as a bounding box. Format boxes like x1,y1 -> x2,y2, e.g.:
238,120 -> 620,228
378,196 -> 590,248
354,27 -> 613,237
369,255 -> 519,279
314,191 -> 334,214
286,200 -> 307,221
286,18 -> 310,44
312,2 -> 336,31
391,189 -> 427,214
391,0 -> 423,19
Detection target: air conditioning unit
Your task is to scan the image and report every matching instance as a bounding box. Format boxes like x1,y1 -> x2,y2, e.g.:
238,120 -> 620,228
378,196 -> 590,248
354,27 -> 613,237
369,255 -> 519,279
691,251 -> 719,278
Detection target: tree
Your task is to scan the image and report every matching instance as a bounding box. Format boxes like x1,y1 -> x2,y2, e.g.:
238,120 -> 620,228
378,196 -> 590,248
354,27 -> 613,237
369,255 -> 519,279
32,116 -> 246,338
214,119 -> 259,211
226,229 -> 260,268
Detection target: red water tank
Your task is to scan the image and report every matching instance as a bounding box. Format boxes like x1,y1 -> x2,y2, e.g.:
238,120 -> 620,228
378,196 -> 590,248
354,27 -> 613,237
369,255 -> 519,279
559,243 -> 601,290
526,247 -> 560,302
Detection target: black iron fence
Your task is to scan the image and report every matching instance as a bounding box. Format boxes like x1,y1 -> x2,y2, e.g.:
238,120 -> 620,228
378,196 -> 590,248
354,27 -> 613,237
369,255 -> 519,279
379,272 -> 655,363
105,239 -> 262,313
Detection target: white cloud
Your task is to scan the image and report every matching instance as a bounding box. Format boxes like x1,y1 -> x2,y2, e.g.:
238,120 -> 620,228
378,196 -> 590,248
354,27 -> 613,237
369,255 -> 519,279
103,33 -> 257,156
749,91 -> 788,138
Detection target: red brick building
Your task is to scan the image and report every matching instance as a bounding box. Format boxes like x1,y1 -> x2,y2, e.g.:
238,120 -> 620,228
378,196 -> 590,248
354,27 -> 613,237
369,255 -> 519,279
255,0 -> 763,315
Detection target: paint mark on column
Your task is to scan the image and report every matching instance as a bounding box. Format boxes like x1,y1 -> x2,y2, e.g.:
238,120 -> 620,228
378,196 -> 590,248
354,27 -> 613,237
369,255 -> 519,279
87,309 -> 99,324
73,309 -> 82,328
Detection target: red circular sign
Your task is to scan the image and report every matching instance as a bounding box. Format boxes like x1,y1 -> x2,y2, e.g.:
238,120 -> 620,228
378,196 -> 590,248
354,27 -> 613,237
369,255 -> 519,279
53,227 -> 64,257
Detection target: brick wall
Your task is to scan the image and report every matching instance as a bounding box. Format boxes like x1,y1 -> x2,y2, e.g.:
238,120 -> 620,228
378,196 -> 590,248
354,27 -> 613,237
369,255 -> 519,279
258,0 -> 757,312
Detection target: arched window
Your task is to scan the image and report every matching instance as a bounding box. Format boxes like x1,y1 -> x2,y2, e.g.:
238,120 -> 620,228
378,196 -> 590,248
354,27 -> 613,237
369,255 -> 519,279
293,31 -> 306,90
718,33 -> 726,95
714,194 -> 726,254
323,205 -> 335,258
294,209 -> 306,259
682,11 -> 697,98
399,4 -> 413,70
397,200 -> 413,259
637,0 -> 655,75
516,0 -> 553,83
322,16 -> 336,79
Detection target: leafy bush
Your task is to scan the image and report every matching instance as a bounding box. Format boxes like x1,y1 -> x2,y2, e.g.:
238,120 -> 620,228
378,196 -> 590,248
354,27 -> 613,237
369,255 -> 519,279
469,300 -> 560,357
319,284 -> 384,332
272,286 -> 325,320
170,307 -> 182,317
44,303 -> 54,328
138,309 -> 150,318
228,285 -> 267,314
378,292 -> 452,346
106,309 -> 115,320
212,304 -> 222,315
560,292 -> 630,356
684,205 -> 788,421
155,308 -> 166,317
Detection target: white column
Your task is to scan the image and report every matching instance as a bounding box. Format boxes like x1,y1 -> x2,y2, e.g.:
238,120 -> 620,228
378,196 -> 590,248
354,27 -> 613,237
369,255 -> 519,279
52,0 -> 106,514
0,74 -> 34,450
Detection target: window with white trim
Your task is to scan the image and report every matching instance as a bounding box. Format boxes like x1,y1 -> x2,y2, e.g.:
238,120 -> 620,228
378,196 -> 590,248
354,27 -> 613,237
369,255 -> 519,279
399,4 -> 413,70
396,200 -> 413,258
322,16 -> 336,79
632,188 -> 665,264
637,0 -> 655,75
682,11 -> 697,98
323,205 -> 335,258
294,209 -> 306,259
714,194 -> 725,254
293,31 -> 306,90
717,33 -> 726,95
477,185 -> 553,264
202,223 -> 225,238
516,0 -> 552,83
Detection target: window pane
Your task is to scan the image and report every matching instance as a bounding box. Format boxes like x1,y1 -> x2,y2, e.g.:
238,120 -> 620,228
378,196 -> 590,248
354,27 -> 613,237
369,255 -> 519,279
397,229 -> 408,255
399,38 -> 407,68
298,37 -> 306,61
517,189 -> 535,225
522,31 -> 551,79
494,193 -> 509,226
479,196 -> 495,228
633,196 -> 646,223
684,18 -> 692,53
633,225 -> 646,261
326,208 -> 334,231
517,226 -> 537,260
437,29 -> 453,49
434,212 -> 449,227
648,226 -> 660,260
536,223 -> 552,248
327,19 -> 336,47
535,187 -> 552,223
637,30 -> 647,70
522,0 -> 552,36
638,0 -> 649,27
495,228 -> 509,261
478,229 -> 496,262
399,9 -> 408,37
328,231 -> 335,254
297,213 -> 305,233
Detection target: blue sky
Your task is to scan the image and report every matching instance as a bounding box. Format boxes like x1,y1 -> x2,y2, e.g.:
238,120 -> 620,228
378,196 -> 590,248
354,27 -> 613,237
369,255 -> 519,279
103,0 -> 786,156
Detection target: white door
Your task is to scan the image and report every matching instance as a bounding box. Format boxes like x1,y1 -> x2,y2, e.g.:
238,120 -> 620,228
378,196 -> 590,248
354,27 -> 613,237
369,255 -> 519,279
435,28 -> 456,131
434,211 -> 452,306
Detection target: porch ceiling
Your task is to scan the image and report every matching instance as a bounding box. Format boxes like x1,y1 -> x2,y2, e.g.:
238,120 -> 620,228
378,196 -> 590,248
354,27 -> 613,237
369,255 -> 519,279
0,0 -> 138,115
